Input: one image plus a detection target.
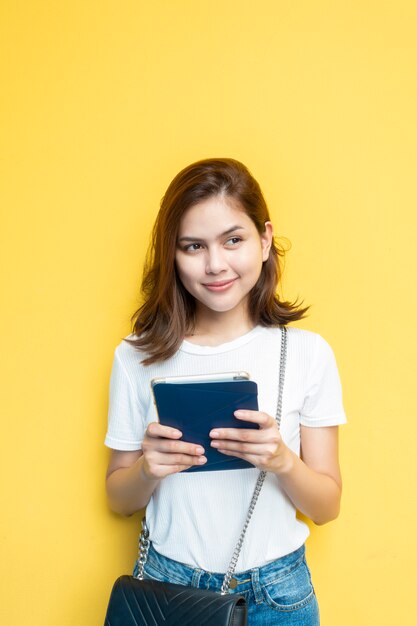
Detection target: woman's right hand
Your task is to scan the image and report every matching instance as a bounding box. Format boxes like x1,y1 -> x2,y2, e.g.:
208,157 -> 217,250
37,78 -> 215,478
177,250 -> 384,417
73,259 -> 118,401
141,422 -> 207,479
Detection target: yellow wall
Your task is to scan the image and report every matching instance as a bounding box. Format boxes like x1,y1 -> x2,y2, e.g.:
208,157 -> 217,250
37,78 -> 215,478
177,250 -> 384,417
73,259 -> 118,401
1,1 -> 416,624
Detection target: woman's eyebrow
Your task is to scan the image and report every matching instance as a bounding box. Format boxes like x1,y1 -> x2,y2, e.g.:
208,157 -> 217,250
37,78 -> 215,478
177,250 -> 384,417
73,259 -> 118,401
178,225 -> 245,243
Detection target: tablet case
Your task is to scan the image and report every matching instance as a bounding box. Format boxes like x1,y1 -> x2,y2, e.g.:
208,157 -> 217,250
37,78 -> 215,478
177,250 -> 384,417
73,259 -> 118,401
152,380 -> 258,472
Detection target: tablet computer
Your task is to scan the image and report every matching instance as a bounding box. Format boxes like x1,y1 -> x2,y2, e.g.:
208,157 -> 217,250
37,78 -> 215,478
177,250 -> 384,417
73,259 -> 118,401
151,372 -> 258,473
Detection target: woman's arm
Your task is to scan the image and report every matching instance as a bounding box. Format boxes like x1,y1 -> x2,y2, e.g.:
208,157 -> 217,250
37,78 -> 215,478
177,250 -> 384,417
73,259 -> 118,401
273,425 -> 342,525
210,412 -> 342,525
106,450 -> 159,516
106,422 -> 207,516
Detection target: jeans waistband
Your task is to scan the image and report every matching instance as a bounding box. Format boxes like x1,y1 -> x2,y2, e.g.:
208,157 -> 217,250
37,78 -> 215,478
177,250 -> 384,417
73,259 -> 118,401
146,543 -> 306,592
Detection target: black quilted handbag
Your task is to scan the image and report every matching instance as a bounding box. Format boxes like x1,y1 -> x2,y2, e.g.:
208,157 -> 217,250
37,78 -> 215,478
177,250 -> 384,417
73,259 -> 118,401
104,576 -> 247,625
104,327 -> 287,626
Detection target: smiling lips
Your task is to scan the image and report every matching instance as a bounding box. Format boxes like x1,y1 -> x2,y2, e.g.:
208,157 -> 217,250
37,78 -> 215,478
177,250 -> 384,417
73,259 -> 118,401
202,278 -> 237,292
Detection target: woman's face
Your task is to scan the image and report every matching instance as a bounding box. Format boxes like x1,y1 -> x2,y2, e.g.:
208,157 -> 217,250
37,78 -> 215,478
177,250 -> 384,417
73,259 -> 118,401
175,195 -> 272,320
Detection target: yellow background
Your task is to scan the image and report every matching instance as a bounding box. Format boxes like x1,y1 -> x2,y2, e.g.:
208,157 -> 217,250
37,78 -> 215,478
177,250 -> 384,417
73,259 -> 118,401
1,1 -> 416,624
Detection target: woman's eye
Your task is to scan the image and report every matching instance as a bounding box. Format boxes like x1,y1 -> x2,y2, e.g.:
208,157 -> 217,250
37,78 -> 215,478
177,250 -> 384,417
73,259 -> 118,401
184,243 -> 202,252
225,237 -> 242,246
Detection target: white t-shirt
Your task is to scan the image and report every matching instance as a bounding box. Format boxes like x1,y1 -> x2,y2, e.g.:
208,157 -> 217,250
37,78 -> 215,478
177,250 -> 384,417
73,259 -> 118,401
105,326 -> 346,572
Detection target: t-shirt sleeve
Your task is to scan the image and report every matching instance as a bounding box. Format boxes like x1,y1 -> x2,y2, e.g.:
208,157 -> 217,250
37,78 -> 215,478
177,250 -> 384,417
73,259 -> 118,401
300,334 -> 347,427
104,348 -> 145,450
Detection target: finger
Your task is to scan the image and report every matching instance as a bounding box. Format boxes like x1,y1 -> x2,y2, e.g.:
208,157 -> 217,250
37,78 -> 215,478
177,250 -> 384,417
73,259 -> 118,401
146,422 -> 183,439
215,448 -> 258,465
163,465 -> 193,476
148,462 -> 199,479
162,461 -> 204,476
143,454 -> 207,479
210,426 -> 272,443
158,453 -> 207,467
211,440 -> 268,454
156,439 -> 206,456
234,410 -> 273,428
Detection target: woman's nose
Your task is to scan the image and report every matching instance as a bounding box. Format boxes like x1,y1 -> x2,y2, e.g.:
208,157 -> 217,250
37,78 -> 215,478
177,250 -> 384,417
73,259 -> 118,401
205,247 -> 227,274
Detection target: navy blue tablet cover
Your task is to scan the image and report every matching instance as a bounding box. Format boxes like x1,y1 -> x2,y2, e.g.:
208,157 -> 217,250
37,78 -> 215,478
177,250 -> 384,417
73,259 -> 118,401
152,380 -> 258,473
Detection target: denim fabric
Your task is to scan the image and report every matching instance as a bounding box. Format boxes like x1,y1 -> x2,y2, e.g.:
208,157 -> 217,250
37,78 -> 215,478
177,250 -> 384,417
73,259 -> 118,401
133,543 -> 320,625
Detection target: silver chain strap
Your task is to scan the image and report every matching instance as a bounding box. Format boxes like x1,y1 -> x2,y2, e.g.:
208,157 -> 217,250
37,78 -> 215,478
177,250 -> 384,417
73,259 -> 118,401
220,325 -> 287,593
136,326 -> 288,594
136,518 -> 150,580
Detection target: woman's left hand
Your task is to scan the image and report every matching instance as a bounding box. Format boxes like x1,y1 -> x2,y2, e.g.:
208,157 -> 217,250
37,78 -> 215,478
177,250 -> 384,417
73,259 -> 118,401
209,410 -> 293,474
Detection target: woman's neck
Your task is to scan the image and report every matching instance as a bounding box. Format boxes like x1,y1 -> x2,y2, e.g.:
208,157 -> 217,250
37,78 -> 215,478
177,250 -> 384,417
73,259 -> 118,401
185,309 -> 256,347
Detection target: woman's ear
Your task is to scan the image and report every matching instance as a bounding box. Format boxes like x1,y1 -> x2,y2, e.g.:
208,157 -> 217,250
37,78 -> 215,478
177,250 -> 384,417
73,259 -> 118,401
261,221 -> 273,262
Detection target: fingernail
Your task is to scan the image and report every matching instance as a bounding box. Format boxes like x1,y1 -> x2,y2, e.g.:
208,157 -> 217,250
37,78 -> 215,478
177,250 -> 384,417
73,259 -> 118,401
198,456 -> 207,464
210,430 -> 219,438
211,441 -> 219,447
196,446 -> 205,454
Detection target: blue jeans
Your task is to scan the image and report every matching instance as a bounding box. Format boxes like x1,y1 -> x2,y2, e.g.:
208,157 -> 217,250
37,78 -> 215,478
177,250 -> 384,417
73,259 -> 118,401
133,543 -> 320,625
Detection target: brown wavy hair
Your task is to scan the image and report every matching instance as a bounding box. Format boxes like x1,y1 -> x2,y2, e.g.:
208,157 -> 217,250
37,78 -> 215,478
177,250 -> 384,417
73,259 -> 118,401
126,158 -> 308,364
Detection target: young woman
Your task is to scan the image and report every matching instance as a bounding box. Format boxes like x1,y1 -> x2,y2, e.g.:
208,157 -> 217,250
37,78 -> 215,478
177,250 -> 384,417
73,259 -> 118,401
105,158 -> 346,625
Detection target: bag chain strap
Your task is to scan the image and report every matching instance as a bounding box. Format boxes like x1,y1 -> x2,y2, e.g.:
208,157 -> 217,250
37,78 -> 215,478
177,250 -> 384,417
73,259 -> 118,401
136,326 -> 288,595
